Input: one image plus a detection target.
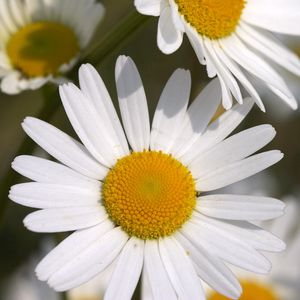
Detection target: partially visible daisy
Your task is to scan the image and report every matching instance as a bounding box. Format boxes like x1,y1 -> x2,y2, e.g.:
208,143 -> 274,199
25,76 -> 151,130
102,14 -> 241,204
9,56 -> 285,299
0,0 -> 104,94
205,198 -> 300,300
134,0 -> 300,111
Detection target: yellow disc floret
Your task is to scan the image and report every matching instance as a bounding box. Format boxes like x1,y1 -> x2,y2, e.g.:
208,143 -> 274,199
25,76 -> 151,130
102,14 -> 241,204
6,22 -> 79,77
208,280 -> 279,300
103,151 -> 196,240
175,0 -> 246,39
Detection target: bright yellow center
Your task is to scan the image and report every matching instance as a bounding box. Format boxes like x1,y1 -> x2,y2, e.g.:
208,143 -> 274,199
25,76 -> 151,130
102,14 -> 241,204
208,281 -> 279,300
103,151 -> 196,240
6,21 -> 79,77
175,0 -> 246,39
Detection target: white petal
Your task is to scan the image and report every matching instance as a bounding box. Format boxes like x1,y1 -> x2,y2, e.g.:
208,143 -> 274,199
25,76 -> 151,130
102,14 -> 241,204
157,6 -> 183,54
0,0 -> 18,33
59,84 -> 116,167
193,213 -> 286,252
220,35 -> 297,109
242,0 -> 300,35
79,64 -> 129,158
134,0 -> 162,16
9,182 -> 100,209
175,232 -> 241,299
237,24 -> 300,76
184,24 -> 205,65
8,0 -> 27,26
190,124 -> 276,179
1,72 -> 22,95
197,194 -> 284,221
180,99 -> 253,165
22,117 -> 107,180
204,39 -> 243,107
159,237 -> 205,300
36,220 -> 114,281
196,150 -> 283,191
170,78 -> 221,157
115,56 -> 150,151
182,220 -> 271,273
11,155 -> 99,189
212,42 -> 265,111
144,240 -> 177,300
104,237 -> 144,300
24,206 -> 107,232
48,227 -> 128,291
150,69 -> 191,152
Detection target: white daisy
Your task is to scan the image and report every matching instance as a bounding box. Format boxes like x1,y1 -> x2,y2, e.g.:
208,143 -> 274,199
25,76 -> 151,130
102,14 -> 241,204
9,56 -> 285,299
0,0 -> 104,94
134,0 -> 300,111
205,198 -> 300,300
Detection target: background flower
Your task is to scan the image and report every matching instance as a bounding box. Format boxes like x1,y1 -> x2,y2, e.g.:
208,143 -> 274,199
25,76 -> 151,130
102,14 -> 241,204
135,0 -> 300,111
0,0 -> 104,94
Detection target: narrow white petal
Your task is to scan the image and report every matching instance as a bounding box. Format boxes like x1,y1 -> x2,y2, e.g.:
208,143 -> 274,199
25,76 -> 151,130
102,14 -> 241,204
242,0 -> 300,35
134,0 -> 162,16
213,43 -> 265,111
193,213 -> 286,252
150,69 -> 191,152
196,150 -> 283,191
197,194 -> 284,221
175,232 -> 241,299
59,84 -> 116,167
11,155 -> 99,189
115,56 -> 150,151
157,6 -> 183,54
237,24 -> 300,76
220,35 -> 297,109
142,266 -> 155,300
9,0 -> 27,26
159,237 -> 205,300
144,240 -> 177,300
36,220 -> 114,281
182,220 -> 271,273
104,238 -> 144,300
24,206 -> 107,232
204,39 -> 243,106
184,25 -> 206,65
190,124 -> 276,179
170,78 -> 221,157
180,99 -> 253,165
9,182 -> 101,209
49,227 -> 128,291
22,117 -> 107,180
0,0 -> 18,33
79,64 -> 129,158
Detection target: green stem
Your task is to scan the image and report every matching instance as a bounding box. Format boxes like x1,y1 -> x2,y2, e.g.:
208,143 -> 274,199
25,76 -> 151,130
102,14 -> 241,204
0,11 -> 149,224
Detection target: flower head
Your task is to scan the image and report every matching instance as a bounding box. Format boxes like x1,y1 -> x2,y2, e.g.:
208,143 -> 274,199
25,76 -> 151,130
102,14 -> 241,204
0,0 -> 104,94
134,0 -> 300,111
10,56 -> 285,299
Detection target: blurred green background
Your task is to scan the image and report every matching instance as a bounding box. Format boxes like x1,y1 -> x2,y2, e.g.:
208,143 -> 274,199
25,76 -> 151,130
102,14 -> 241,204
0,0 -> 299,297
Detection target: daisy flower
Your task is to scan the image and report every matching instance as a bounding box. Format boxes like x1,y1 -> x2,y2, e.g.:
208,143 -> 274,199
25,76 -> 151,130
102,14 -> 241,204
134,0 -> 300,111
0,0 -> 104,94
9,56 -> 285,299
205,198 -> 300,300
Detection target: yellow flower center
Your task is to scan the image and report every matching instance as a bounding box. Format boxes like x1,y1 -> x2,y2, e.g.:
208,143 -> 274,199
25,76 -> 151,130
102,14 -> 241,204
208,281 -> 279,300
103,151 -> 196,240
175,0 -> 246,39
6,22 -> 79,77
